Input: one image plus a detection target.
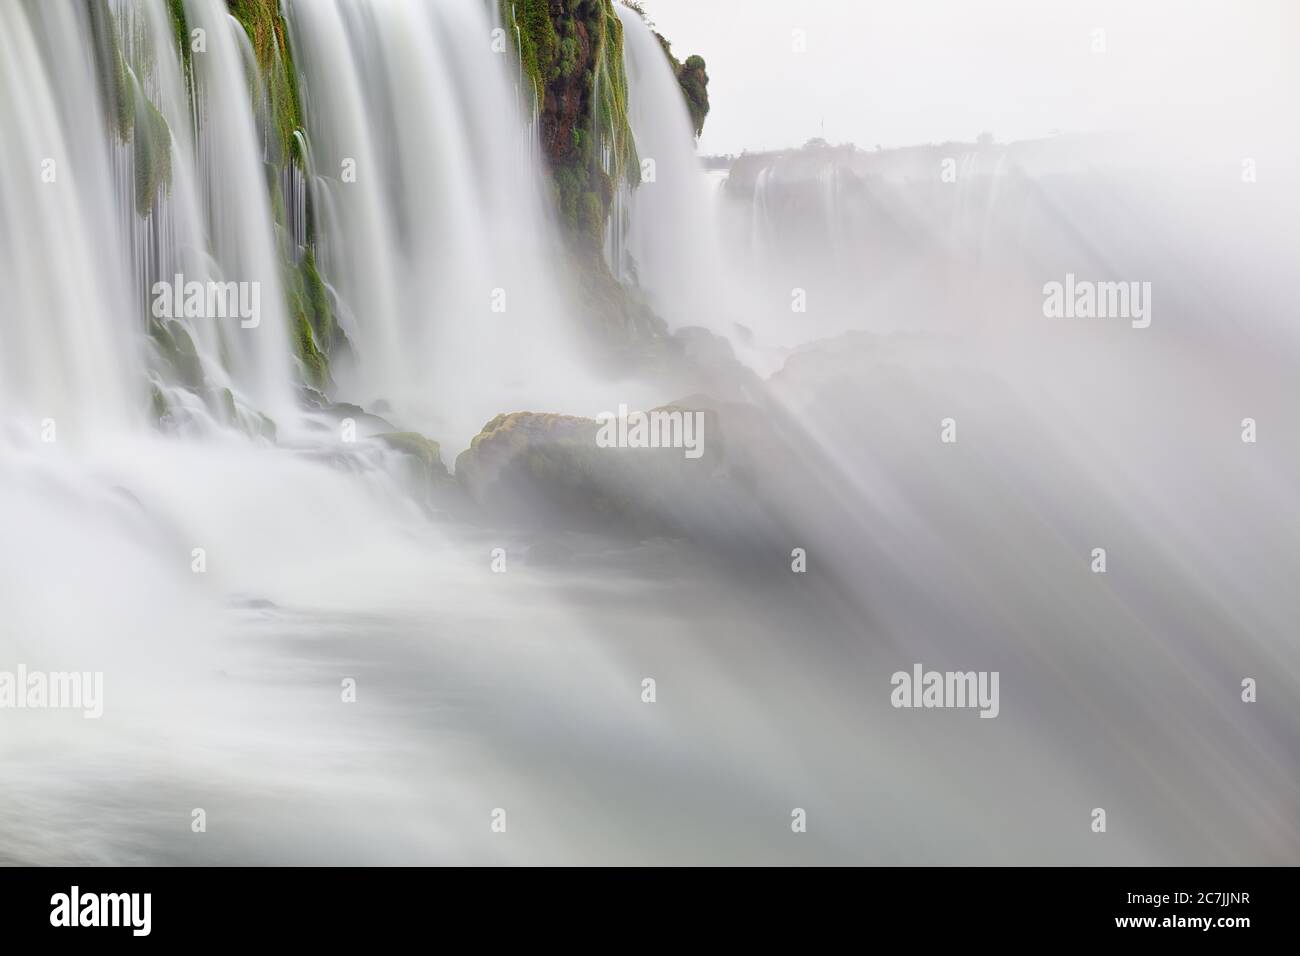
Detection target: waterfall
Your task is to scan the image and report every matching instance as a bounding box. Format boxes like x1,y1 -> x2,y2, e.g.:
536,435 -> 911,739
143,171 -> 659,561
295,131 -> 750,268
285,0 -> 632,450
0,1 -> 139,439
614,5 -> 736,340
147,0 -> 300,428
4,0 -> 1296,868
2,0 -> 641,451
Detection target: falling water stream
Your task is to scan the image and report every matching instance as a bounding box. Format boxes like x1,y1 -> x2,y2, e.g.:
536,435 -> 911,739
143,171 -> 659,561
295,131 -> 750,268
0,0 -> 1296,864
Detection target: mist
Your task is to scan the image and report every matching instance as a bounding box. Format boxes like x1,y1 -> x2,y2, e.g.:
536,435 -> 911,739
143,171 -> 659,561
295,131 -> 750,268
0,0 -> 1295,866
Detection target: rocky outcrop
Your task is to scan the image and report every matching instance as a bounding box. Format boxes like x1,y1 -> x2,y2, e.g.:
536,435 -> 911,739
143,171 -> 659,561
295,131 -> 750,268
452,401 -> 777,539
504,2 -> 709,244
655,36 -> 708,138
503,0 -> 637,253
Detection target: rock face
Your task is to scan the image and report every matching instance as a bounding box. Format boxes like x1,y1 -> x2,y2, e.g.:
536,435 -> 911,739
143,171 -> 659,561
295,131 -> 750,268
504,0 -> 637,253
504,1 -> 709,250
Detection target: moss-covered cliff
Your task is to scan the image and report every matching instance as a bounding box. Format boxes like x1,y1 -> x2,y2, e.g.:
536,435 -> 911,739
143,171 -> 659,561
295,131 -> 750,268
655,36 -> 709,138
227,0 -> 304,165
502,1 -> 710,246
621,3 -> 710,137
501,0 -> 638,254
495,1 -> 710,353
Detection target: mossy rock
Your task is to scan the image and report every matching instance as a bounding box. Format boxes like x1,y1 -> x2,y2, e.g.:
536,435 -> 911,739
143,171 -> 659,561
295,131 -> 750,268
376,432 -> 449,480
654,33 -> 710,138
454,409 -> 734,537
376,431 -> 461,513
149,319 -> 205,389
167,0 -> 194,92
293,309 -> 329,390
227,0 -> 304,165
501,1 -> 638,252
86,0 -> 133,143
132,82 -> 173,217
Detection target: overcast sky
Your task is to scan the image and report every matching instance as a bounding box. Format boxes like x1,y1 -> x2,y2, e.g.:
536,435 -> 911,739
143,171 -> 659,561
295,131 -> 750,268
638,0 -> 1297,155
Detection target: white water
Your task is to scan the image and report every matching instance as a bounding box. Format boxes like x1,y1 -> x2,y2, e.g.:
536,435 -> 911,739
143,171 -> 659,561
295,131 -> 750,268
0,1 -> 139,438
614,5 -> 738,341
0,0 -> 697,865
173,0 -> 297,421
287,0 -> 654,450
1,0 -> 1297,866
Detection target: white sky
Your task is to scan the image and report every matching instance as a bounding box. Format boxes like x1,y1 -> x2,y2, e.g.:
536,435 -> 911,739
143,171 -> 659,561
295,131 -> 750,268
637,0 -> 1297,155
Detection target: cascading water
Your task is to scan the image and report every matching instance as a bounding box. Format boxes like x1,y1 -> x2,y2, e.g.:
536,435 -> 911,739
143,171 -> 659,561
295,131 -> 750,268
0,1 -> 139,438
0,0 -> 535,863
1,0 -> 1297,868
102,0 -> 298,432
286,0 -> 643,450
0,0 -> 695,865
613,5 -> 737,340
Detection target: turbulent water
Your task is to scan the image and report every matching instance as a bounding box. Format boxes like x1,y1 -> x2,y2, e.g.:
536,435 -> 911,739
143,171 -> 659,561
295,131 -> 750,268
0,0 -> 1297,865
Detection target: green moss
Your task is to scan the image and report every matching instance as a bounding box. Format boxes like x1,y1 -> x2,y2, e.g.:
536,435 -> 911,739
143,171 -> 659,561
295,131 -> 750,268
149,319 -> 205,389
226,1 -> 332,388
559,34 -> 580,78
167,0 -> 193,92
87,2 -> 177,217
677,55 -> 710,138
499,1 -> 639,252
280,246 -> 335,388
293,309 -> 328,389
376,432 -> 448,477
86,0 -> 134,143
132,81 -> 174,217
453,408 -> 723,535
300,248 -> 334,353
227,0 -> 304,166
508,0 -> 559,108
590,2 -> 639,188
655,32 -> 709,138
578,190 -> 605,247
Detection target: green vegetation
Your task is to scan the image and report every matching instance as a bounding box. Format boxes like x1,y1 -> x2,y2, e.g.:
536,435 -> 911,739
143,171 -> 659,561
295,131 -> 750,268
377,432 -> 452,486
86,2 -> 174,216
86,0 -> 134,143
655,35 -> 709,138
148,319 -> 204,389
132,82 -> 173,217
500,1 -> 639,253
227,1 -> 334,388
511,0 -> 559,108
591,1 -> 639,187
227,0 -> 305,165
676,54 -> 709,138
292,310 -> 328,390
282,248 -> 334,390
167,0 -> 193,91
